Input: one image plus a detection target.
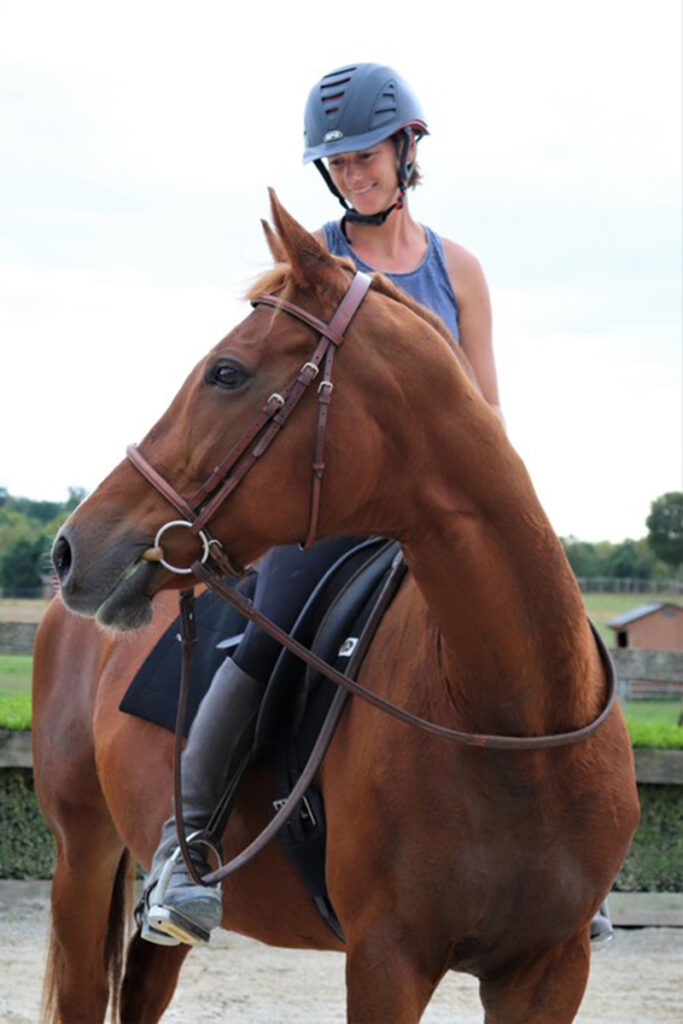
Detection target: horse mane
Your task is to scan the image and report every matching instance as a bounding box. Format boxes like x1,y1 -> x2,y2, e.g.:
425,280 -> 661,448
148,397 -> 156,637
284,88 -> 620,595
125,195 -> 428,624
366,271 -> 459,353
244,254 -> 458,356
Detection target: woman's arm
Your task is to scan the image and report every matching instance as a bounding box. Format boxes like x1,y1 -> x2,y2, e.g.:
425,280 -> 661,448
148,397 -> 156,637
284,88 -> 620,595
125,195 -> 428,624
441,239 -> 505,429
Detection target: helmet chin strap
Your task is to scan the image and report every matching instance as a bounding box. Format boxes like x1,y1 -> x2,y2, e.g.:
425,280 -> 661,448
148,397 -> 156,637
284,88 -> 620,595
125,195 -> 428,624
314,130 -> 414,229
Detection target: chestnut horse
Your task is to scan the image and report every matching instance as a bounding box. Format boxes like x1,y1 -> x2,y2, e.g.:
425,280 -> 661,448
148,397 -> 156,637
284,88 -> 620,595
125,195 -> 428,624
34,192 -> 639,1023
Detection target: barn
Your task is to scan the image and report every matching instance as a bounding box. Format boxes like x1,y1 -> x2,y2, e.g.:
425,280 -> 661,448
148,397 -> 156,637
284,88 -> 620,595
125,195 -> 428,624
607,602 -> 683,651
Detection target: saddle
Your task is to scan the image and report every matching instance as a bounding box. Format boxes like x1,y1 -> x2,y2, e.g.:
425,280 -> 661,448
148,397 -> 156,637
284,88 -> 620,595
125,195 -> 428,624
121,538 -> 401,939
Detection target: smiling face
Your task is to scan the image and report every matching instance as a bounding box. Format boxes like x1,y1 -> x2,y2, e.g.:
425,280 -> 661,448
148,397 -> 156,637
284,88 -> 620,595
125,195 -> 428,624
326,139 -> 401,216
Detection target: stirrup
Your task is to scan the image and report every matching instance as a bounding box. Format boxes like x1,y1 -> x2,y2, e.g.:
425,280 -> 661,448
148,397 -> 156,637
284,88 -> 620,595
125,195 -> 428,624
147,903 -> 213,946
146,831 -> 223,947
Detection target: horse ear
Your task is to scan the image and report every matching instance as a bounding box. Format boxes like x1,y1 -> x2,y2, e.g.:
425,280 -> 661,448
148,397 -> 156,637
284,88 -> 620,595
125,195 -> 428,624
261,218 -> 287,264
267,187 -> 335,286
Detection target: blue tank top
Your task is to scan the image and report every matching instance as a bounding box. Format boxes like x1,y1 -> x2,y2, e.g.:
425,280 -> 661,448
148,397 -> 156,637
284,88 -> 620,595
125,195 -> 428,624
322,220 -> 460,344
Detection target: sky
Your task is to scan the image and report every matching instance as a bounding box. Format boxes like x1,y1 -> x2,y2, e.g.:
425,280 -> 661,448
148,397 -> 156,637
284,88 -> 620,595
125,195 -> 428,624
1,0 -> 681,542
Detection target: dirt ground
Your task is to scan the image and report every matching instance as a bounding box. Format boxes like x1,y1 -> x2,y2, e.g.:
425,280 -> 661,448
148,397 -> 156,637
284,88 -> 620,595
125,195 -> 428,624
0,885 -> 681,1023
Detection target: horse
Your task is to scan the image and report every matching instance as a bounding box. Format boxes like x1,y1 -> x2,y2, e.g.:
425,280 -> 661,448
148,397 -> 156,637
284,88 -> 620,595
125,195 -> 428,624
34,190 -> 639,1023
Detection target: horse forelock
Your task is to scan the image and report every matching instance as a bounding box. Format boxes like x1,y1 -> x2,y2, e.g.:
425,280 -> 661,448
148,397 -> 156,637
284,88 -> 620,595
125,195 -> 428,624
244,263 -> 292,303
243,253 -> 357,310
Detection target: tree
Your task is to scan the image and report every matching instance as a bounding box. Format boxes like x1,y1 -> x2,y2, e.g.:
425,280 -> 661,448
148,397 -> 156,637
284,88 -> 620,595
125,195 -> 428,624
607,538 -> 657,579
646,492 -> 683,578
0,535 -> 50,592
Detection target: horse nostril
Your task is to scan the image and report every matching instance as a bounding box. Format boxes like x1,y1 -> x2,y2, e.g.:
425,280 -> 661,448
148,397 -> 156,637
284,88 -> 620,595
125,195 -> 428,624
52,534 -> 73,583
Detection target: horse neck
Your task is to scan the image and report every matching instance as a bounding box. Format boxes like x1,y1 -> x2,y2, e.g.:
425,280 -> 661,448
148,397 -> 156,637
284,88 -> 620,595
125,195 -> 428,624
399,403 -> 602,739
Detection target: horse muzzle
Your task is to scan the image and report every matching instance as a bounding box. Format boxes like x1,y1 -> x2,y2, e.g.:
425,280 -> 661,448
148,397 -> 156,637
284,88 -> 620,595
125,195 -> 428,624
52,524 -> 161,630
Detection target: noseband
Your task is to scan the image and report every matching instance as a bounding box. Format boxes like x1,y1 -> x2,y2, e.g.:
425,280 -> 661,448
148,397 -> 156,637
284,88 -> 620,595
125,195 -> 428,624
127,270 -> 372,575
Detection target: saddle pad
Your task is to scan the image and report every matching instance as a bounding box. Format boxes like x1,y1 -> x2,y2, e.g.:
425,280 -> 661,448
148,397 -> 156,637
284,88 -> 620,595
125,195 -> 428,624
119,577 -> 254,735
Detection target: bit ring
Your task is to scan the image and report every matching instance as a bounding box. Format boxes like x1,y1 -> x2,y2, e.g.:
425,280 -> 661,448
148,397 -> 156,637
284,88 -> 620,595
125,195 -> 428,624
153,520 -> 211,575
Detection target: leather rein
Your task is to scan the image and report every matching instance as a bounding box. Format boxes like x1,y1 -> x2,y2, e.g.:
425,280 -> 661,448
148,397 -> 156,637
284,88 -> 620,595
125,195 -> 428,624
126,268 -> 617,752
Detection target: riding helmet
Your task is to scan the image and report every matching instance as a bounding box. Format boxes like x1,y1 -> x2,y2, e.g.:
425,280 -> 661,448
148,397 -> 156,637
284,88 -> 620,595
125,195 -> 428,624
303,63 -> 429,225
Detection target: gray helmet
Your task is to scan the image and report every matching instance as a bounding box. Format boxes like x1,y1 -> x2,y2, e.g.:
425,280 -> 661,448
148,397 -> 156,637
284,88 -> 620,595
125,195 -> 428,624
303,63 -> 428,226
303,63 -> 428,164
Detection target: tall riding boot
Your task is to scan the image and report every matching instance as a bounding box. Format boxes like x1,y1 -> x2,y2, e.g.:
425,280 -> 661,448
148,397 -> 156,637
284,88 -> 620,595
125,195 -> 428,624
140,658 -> 265,946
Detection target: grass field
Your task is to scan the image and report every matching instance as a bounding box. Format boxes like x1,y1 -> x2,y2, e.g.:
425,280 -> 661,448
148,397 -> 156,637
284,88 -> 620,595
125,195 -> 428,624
0,655 -> 32,729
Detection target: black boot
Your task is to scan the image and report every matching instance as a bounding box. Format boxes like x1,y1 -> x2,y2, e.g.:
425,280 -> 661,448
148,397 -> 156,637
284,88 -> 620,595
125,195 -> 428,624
140,658 -> 265,946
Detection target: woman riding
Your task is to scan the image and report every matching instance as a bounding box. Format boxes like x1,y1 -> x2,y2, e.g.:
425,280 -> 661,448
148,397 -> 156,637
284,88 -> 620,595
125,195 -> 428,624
141,63 -> 610,948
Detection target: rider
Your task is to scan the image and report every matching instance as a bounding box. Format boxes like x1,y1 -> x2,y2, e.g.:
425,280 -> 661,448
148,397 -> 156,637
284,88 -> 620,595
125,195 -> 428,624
141,63 -> 611,948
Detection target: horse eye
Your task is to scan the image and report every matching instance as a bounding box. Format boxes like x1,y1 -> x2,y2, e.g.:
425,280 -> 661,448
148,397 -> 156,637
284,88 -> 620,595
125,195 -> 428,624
209,362 -> 250,391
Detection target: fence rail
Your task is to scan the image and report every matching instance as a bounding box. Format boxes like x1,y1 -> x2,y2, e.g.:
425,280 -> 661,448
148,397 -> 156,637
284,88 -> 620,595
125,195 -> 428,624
577,577 -> 680,595
612,649 -> 683,702
0,621 -> 38,655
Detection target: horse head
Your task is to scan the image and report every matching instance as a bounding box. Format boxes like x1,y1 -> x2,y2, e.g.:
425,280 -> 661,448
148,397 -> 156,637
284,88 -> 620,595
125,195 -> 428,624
52,191 -> 480,630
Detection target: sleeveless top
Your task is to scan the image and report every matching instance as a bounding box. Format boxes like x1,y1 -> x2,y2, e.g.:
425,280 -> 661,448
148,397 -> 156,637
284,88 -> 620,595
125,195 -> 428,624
322,220 -> 460,345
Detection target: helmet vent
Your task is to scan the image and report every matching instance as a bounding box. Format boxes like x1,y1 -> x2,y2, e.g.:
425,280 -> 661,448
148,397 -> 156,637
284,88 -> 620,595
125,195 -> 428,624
370,82 -> 398,129
322,88 -> 344,117
319,68 -> 355,113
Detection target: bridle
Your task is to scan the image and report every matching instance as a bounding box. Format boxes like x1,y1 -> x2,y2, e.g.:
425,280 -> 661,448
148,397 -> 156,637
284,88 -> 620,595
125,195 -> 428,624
127,269 -> 373,575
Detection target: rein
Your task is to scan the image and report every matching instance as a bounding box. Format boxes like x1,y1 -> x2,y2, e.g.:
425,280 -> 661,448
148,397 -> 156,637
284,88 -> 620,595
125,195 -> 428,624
192,557 -> 617,750
126,269 -> 618,883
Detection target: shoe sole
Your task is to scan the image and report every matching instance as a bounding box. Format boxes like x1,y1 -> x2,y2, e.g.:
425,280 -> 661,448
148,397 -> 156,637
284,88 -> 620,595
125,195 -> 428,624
148,903 -> 212,945
140,919 -> 181,947
590,931 -> 614,951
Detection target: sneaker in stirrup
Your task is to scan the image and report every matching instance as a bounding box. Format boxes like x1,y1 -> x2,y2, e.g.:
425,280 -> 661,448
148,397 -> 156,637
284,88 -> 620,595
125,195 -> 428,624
145,833 -> 224,946
589,900 -> 614,949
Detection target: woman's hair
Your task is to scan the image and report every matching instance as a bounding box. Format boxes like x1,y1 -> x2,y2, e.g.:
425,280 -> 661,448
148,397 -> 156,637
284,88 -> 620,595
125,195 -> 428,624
391,133 -> 422,189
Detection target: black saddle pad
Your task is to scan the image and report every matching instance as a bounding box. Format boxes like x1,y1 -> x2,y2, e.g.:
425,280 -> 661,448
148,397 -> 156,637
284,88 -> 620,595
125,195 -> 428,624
119,576 -> 255,736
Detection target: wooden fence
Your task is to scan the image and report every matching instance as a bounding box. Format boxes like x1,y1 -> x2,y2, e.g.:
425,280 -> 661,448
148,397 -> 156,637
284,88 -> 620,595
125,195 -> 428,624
612,649 -> 683,701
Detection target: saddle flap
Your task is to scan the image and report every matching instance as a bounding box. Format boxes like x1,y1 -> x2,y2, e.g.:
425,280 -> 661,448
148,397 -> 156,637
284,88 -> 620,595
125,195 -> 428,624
254,538 -> 398,748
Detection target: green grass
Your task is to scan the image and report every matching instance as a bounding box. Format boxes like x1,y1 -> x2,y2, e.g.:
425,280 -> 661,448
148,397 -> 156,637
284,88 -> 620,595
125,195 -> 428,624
0,654 -> 32,689
0,690 -> 31,730
624,697 -> 683,749
626,721 -> 683,749
0,655 -> 32,730
623,700 -> 681,724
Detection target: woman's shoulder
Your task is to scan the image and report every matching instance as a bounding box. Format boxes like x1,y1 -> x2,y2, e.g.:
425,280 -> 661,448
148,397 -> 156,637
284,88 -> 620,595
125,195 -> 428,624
439,237 -> 485,279
438,237 -> 489,300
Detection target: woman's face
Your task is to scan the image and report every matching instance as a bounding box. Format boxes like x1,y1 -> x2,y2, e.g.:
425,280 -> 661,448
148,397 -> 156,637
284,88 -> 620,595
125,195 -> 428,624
326,139 -> 399,216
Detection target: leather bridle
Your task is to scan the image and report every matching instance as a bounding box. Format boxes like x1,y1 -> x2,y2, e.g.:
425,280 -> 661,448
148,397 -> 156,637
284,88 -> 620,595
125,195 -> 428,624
127,269 -> 373,575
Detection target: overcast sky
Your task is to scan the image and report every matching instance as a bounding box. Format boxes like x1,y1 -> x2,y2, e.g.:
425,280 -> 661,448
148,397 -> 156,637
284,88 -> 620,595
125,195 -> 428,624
2,0 -> 681,541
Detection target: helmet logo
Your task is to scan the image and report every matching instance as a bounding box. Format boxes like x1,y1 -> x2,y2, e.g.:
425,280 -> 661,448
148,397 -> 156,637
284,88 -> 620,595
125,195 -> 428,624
323,129 -> 344,142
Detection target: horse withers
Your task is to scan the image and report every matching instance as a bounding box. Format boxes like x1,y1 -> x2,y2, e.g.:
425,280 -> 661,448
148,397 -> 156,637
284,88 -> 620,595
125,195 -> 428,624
35,191 -> 639,1023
